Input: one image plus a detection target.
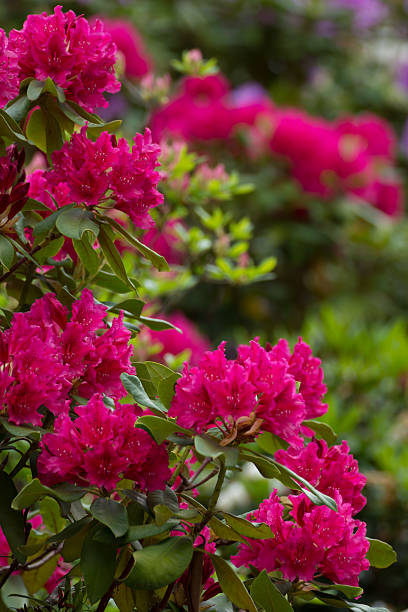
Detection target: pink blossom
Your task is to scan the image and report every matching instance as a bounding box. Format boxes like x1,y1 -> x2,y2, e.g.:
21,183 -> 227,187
0,290 -> 135,426
45,127 -> 163,228
38,394 -> 170,491
139,311 -> 210,366
97,18 -> 151,79
141,219 -> 185,265
169,338 -> 326,445
232,490 -> 370,587
0,29 -> 19,107
8,6 -> 120,112
276,439 -> 367,515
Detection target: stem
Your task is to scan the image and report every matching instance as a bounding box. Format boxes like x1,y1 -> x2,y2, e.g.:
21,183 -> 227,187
153,581 -> 175,612
0,237 -> 53,284
95,554 -> 135,612
184,468 -> 218,491
188,457 -> 211,486
169,447 -> 191,487
187,550 -> 204,612
0,560 -> 18,589
208,458 -> 226,513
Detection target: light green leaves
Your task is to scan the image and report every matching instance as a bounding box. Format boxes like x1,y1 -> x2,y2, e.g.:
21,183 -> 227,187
125,537 -> 193,590
366,538 -> 397,568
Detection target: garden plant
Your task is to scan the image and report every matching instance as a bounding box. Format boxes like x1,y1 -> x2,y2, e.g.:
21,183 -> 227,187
0,3 -> 402,612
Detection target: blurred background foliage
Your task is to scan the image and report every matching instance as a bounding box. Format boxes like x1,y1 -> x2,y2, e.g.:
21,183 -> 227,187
3,0 -> 408,607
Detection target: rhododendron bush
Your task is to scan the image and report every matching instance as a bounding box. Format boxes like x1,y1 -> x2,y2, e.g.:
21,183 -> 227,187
0,4 -> 399,612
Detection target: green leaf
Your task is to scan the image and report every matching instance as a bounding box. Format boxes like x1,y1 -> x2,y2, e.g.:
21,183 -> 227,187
195,435 -> 238,467
147,488 -> 179,514
32,207 -> 66,242
107,299 -> 144,319
22,198 -> 51,212
104,216 -> 169,271
121,373 -> 166,414
222,513 -> 274,539
303,420 -> 337,445
250,570 -> 293,612
12,478 -> 86,510
211,555 -> 257,612
208,517 -> 245,543
98,225 -> 136,290
112,583 -> 138,612
90,498 -> 129,538
136,415 -> 191,445
257,432 -> 289,454
240,450 -> 281,479
44,109 -> 64,160
139,315 -> 182,332
72,232 -> 100,274
0,106 -> 28,140
314,583 -> 363,598
94,270 -> 136,294
366,538 -> 397,568
39,497 -> 65,534
95,520 -> 180,545
26,107 -> 47,152
35,236 -> 65,264
42,77 -> 66,103
135,361 -> 179,399
27,79 -> 45,102
22,555 -> 58,595
87,120 -> 122,138
0,417 -> 42,440
0,234 -> 14,270
125,536 -> 193,590
56,207 -> 99,241
0,472 -> 26,564
81,527 -> 117,604
48,516 -> 92,544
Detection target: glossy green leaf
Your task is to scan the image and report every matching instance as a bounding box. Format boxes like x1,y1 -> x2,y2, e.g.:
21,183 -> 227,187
73,232 -> 100,275
121,373 -> 166,414
39,497 -> 65,534
0,234 -> 14,270
208,517 -> 245,543
27,79 -> 45,102
139,315 -> 182,332
95,520 -> 179,545
104,216 -> 169,271
125,537 -> 193,590
250,570 -> 293,612
32,207 -> 66,242
107,299 -> 144,319
211,555 -> 257,612
35,236 -> 65,264
48,516 -> 92,544
136,415 -> 190,445
56,207 -> 99,241
0,472 -> 26,564
240,450 -> 281,479
0,106 -> 28,140
366,538 -> 397,568
81,528 -> 117,604
257,431 -> 289,454
90,498 -> 129,538
303,420 -> 337,445
26,107 -> 47,152
22,555 -> 58,595
12,478 -> 86,510
223,512 -> 274,539
98,226 -> 136,290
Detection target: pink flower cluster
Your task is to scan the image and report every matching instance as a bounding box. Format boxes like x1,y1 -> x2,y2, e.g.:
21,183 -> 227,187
0,290 -> 134,426
29,127 -> 163,229
0,29 -> 19,107
7,6 -> 120,112
38,394 -> 170,491
97,18 -> 151,80
139,311 -> 210,366
232,490 -> 370,586
169,337 -> 327,446
275,439 -> 367,515
151,74 -> 402,217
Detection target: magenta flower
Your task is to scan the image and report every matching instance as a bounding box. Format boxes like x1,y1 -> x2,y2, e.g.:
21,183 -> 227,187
45,127 -> 163,228
0,290 -> 135,426
38,395 -> 170,491
0,146 -> 30,231
275,439 -> 367,515
0,29 -> 19,107
139,311 -> 210,366
232,490 -> 370,587
96,18 -> 151,79
8,6 -> 120,112
169,338 -> 327,446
